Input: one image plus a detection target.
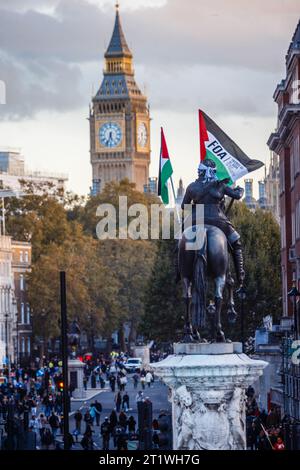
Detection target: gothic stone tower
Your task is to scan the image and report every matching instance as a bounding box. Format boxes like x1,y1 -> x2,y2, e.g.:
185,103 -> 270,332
90,5 -> 150,194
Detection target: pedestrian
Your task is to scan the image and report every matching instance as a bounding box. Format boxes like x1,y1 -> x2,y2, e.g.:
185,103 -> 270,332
119,411 -> 128,431
136,391 -> 144,403
93,400 -> 102,426
145,371 -> 153,388
74,409 -> 83,435
49,411 -> 60,439
81,425 -> 94,450
132,373 -> 139,389
83,376 -> 88,391
274,437 -> 285,451
109,374 -> 116,392
140,375 -> 146,390
122,392 -> 130,412
109,409 -> 118,431
41,427 -> 54,450
128,416 -> 136,433
115,392 -> 122,412
101,417 -> 111,450
84,409 -> 93,431
120,374 -> 127,392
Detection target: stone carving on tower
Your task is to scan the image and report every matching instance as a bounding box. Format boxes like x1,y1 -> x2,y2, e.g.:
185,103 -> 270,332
90,4 -> 151,195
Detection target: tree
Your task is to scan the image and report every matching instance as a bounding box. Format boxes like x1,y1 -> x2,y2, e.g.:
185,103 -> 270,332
225,202 -> 282,340
140,238 -> 184,343
27,231 -> 120,354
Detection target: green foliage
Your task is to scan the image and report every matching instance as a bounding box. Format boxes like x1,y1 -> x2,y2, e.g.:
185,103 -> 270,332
140,238 -> 184,342
226,202 -> 282,339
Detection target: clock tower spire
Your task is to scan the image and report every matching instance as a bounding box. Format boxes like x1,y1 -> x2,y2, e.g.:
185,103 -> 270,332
90,6 -> 151,195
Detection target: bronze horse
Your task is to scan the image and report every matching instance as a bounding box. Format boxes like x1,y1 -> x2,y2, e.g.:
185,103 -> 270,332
178,224 -> 236,343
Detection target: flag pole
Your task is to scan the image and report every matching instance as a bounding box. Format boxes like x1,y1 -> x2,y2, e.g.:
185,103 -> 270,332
170,175 -> 181,226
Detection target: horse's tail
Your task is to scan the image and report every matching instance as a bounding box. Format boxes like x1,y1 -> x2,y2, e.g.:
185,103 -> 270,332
191,247 -> 207,329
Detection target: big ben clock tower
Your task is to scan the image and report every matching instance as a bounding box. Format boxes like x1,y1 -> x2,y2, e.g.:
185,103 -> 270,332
90,4 -> 151,194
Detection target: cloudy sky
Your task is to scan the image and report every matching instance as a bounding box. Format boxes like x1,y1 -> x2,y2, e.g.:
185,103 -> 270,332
0,0 -> 299,196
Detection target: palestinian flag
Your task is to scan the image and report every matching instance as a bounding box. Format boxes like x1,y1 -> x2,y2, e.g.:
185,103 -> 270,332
158,127 -> 173,205
198,110 -> 264,185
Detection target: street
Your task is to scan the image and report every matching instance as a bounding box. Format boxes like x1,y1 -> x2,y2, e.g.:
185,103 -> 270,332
62,375 -> 170,450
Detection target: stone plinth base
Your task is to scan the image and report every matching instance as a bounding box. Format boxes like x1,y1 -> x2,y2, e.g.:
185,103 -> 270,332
151,344 -> 267,450
68,359 -> 86,399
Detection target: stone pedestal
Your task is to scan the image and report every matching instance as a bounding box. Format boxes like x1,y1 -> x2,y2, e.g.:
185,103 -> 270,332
68,359 -> 86,399
151,343 -> 268,450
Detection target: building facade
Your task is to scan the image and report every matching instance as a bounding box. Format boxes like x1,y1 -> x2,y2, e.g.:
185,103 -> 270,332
267,20 -> 300,316
0,148 -> 68,194
12,240 -> 32,365
90,6 -> 151,195
0,236 -> 32,367
264,152 -> 280,223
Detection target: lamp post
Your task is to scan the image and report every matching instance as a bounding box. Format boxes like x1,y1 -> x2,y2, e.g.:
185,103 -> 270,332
4,312 -> 9,375
237,287 -> 246,353
12,298 -> 18,366
288,281 -> 300,340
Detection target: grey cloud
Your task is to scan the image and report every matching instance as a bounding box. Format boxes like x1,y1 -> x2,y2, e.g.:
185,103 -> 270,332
0,0 -> 299,119
0,53 -> 83,120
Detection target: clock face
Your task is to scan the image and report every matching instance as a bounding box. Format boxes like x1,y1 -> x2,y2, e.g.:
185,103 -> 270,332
99,122 -> 122,148
137,122 -> 148,148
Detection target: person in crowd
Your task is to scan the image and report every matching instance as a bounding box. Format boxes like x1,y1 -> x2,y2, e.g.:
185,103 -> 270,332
48,411 -> 60,439
122,392 -> 130,412
145,371 -> 153,388
274,437 -> 285,451
136,391 -> 144,403
128,416 -> 136,433
74,409 -> 83,435
41,426 -> 54,450
109,409 -> 118,432
84,409 -> 93,430
118,411 -> 128,431
92,400 -> 102,426
115,391 -> 122,413
132,373 -> 139,389
101,417 -> 111,450
109,374 -> 116,392
81,425 -> 94,450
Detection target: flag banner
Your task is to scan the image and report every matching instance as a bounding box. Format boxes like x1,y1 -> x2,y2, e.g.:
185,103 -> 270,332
158,127 -> 173,205
199,110 -> 264,184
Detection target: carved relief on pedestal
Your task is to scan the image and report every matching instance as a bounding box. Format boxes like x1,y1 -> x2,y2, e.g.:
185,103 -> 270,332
173,384 -> 246,451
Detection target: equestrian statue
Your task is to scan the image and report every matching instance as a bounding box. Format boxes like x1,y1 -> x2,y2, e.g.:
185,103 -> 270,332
178,158 -> 245,343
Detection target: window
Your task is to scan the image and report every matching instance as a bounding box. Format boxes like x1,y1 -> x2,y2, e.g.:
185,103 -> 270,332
19,251 -> 23,262
21,337 -> 25,354
292,212 -> 296,245
27,337 -> 30,355
21,303 -> 25,324
20,275 -> 24,291
25,251 -> 29,263
26,304 -> 30,325
280,215 -> 286,249
296,200 -> 300,241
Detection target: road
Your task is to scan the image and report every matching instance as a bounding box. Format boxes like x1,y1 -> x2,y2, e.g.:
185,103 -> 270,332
64,375 -> 171,450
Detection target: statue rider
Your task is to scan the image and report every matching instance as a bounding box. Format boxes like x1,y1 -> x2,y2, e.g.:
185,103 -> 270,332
181,159 -> 245,289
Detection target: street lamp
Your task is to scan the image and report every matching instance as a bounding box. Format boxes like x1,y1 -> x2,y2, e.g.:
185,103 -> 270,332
12,298 -> 18,366
237,287 -> 246,353
288,281 -> 300,340
4,312 -> 9,377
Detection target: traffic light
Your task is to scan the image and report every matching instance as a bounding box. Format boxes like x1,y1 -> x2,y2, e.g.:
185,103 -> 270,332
157,413 -> 172,450
58,381 -> 64,392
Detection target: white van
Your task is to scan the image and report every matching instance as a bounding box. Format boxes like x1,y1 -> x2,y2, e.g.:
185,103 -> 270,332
125,357 -> 142,373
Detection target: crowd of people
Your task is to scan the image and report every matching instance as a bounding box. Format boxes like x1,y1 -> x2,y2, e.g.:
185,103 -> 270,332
246,386 -> 286,451
0,351 -> 160,451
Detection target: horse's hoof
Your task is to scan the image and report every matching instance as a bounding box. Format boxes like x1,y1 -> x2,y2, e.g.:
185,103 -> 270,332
216,331 -> 226,343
